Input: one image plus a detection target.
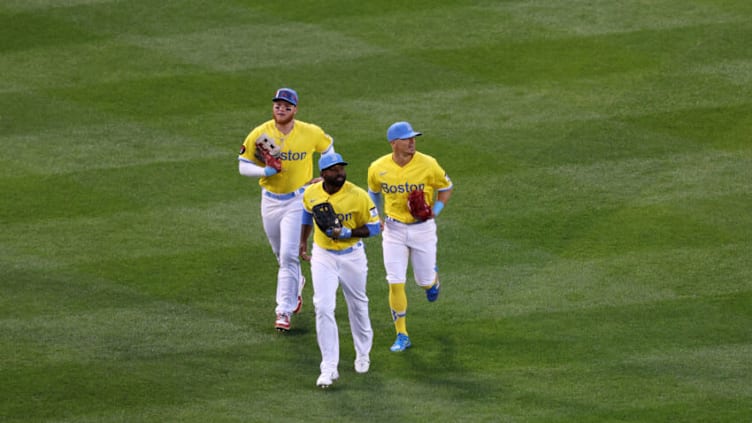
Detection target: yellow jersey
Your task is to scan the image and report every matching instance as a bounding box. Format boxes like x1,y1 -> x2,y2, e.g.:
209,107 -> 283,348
239,119 -> 333,193
303,181 -> 380,251
367,152 -> 452,223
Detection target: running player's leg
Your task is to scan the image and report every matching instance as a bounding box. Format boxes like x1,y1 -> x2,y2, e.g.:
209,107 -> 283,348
276,199 -> 303,315
311,247 -> 341,376
409,220 -> 440,300
261,197 -> 286,320
383,220 -> 411,351
339,248 -> 372,367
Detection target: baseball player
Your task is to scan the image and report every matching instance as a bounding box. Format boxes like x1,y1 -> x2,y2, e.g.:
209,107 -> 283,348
367,121 -> 453,352
299,153 -> 381,388
238,88 -> 335,332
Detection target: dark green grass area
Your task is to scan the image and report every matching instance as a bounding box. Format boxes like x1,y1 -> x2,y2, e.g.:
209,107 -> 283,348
0,11 -> 105,52
1,158 -> 243,222
1,0 -> 751,422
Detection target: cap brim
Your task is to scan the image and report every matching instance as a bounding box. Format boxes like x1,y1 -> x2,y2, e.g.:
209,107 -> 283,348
272,98 -> 296,105
393,131 -> 422,140
322,161 -> 348,170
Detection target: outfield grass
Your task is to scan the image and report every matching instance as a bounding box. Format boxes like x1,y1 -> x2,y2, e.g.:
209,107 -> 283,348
1,1 -> 751,422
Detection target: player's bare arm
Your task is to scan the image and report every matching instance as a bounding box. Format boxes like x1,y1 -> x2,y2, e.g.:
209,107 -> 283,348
299,223 -> 313,262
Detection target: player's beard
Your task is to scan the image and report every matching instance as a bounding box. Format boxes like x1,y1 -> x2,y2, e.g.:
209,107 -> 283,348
273,113 -> 294,126
325,174 -> 346,190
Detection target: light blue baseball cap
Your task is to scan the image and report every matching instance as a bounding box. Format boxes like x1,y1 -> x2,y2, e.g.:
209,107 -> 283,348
387,121 -> 422,141
318,153 -> 348,172
273,88 -> 298,106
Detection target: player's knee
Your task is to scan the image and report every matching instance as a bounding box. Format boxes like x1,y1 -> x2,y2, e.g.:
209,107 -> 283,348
416,272 -> 437,288
314,302 -> 335,315
279,251 -> 300,267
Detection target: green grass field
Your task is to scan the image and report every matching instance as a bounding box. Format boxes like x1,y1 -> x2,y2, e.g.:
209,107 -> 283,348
2,1 -> 751,422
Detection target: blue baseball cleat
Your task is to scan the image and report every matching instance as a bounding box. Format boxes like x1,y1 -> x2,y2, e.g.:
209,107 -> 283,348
425,281 -> 440,302
390,333 -> 411,352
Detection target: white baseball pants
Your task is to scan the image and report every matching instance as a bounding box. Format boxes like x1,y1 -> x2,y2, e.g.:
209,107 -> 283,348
261,188 -> 305,315
382,218 -> 438,286
311,242 -> 373,373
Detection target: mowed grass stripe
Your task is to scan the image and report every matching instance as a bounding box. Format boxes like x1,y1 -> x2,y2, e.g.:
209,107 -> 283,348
416,294 -> 752,376
117,23 -> 388,72
319,72 -> 749,153
1,1 -> 262,38
1,123 -> 230,177
2,302 -> 266,363
1,157 -> 248,220
2,339 -> 308,422
0,8 -> 106,53
459,150 -> 750,228
0,40 -> 206,93
441,242 -> 751,319
46,53 -> 483,123
694,58 -> 752,85
492,0 -> 749,36
0,90 -> 108,136
553,154 -> 751,208
0,198 -> 263,262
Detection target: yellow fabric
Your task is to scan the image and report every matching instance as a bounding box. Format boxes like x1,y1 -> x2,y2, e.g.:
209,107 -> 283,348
367,152 -> 452,223
423,278 -> 439,291
389,283 -> 408,335
239,119 -> 332,193
302,181 -> 379,251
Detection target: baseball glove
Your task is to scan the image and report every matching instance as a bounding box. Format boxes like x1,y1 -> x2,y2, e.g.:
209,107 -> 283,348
254,133 -> 282,172
407,189 -> 433,221
312,202 -> 341,233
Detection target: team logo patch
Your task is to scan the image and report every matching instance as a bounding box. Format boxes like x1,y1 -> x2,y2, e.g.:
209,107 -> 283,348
239,145 -> 246,155
369,207 -> 378,218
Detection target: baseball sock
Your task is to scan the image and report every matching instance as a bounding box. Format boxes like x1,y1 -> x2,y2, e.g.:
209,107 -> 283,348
389,283 -> 408,335
422,276 -> 439,291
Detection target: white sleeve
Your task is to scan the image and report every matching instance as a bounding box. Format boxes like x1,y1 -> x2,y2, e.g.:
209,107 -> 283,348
322,142 -> 335,156
238,157 -> 266,178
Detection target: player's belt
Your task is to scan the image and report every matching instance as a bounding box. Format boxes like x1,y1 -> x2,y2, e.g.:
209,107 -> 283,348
263,187 -> 305,200
385,216 -> 426,225
325,240 -> 363,255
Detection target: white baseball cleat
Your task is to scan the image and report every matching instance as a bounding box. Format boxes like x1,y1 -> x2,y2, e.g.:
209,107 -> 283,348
316,370 -> 339,388
354,355 -> 370,374
274,313 -> 290,332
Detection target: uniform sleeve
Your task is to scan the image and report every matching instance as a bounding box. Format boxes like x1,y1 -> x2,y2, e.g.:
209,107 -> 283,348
314,125 -> 334,154
239,157 -> 267,177
302,187 -> 314,213
365,193 -> 380,224
368,190 -> 382,211
367,164 -> 379,193
362,190 -> 381,236
431,159 -> 452,191
301,209 -> 314,225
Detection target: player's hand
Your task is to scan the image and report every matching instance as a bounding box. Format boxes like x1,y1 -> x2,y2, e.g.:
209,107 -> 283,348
307,177 -> 323,185
299,243 -> 311,261
325,227 -> 351,240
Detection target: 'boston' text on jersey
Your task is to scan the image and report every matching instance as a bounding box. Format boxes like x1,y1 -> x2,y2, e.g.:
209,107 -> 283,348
380,182 -> 425,194
280,150 -> 307,161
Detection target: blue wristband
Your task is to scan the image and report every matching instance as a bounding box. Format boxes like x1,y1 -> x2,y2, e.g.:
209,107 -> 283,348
264,166 -> 278,177
432,200 -> 445,217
